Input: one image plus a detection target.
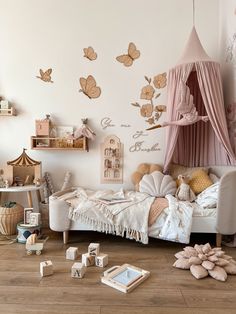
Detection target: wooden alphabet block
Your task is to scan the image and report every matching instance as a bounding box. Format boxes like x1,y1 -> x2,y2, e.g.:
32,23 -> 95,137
40,260 -> 53,277
82,253 -> 95,266
71,262 -> 86,279
29,212 -> 41,226
95,253 -> 108,268
66,247 -> 79,260
88,243 -> 100,256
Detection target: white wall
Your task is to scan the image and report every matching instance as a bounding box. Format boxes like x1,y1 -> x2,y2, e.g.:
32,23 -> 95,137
0,0 -> 219,200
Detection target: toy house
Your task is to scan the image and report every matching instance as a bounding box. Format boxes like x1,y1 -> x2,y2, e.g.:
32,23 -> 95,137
101,135 -> 123,183
6,149 -> 42,186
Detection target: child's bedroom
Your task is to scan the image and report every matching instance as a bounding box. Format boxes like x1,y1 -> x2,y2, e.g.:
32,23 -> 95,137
0,0 -> 236,313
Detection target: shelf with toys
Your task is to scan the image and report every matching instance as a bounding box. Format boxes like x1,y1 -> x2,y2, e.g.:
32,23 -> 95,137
31,116 -> 95,151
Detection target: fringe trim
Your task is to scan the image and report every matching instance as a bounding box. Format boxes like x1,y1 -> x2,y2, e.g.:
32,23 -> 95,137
69,209 -> 148,244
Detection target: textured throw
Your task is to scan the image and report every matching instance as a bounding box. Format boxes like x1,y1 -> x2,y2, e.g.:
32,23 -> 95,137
69,188 -> 155,244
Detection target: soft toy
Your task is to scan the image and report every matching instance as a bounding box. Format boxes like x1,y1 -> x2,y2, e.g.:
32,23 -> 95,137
173,243 -> 236,281
175,174 -> 196,202
131,163 -> 163,191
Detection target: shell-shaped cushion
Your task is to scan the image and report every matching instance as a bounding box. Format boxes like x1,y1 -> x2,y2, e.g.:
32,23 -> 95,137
139,171 -> 176,197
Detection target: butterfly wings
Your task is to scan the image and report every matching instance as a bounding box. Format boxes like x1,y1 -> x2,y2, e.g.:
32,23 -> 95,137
79,75 -> 101,99
36,68 -> 53,83
83,47 -> 97,61
177,81 -> 195,115
116,42 -> 140,67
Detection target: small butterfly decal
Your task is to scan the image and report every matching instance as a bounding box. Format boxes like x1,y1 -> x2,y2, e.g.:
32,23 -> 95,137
83,46 -> 97,61
116,42 -> 140,67
79,75 -> 101,99
36,69 -> 54,83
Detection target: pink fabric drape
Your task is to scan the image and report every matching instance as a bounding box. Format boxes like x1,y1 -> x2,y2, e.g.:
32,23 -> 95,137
163,61 -> 235,172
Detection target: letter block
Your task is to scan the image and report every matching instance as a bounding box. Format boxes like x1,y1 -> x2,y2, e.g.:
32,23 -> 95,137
82,253 -> 95,266
95,253 -> 108,268
40,260 -> 53,277
71,262 -> 86,279
66,247 -> 79,260
88,243 -> 100,256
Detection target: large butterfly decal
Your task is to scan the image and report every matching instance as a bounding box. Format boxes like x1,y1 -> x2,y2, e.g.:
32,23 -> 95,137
83,46 -> 97,61
36,68 -> 54,83
116,42 -> 140,67
79,75 -> 101,99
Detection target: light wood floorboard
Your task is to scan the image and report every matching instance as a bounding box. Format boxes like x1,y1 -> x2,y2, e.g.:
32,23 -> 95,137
0,231 -> 235,314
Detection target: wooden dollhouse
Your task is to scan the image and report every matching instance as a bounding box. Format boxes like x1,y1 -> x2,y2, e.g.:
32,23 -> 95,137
101,135 -> 123,183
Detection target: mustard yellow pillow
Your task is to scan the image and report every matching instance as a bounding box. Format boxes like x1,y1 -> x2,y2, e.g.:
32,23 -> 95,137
189,169 -> 213,194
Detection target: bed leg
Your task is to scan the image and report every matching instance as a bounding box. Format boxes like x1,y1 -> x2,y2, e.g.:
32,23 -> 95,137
216,233 -> 222,247
63,231 -> 69,244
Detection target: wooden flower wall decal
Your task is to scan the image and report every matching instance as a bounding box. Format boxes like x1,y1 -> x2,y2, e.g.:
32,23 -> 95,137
131,73 -> 167,125
79,75 -> 101,99
116,42 -> 140,67
36,69 -> 54,83
83,46 -> 97,61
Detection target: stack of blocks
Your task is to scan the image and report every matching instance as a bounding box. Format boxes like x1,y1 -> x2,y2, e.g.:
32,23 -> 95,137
69,243 -> 108,279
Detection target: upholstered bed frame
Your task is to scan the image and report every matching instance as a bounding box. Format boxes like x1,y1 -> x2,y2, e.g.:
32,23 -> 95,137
49,166 -> 236,246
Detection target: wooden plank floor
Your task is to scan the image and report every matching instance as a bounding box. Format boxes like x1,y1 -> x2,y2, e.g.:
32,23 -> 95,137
0,231 -> 236,314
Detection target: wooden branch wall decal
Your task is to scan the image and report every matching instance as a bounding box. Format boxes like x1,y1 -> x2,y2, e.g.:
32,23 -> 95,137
79,75 -> 101,99
83,47 -> 97,61
36,69 -> 54,83
131,73 -> 167,125
116,42 -> 140,67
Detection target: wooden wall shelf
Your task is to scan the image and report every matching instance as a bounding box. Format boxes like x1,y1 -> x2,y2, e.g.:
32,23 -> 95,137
31,136 -> 88,151
0,108 -> 16,116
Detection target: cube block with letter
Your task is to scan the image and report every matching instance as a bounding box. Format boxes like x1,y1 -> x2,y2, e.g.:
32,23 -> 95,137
82,253 -> 95,266
40,260 -> 53,277
71,262 -> 86,278
95,253 -> 108,268
66,247 -> 79,260
88,243 -> 100,256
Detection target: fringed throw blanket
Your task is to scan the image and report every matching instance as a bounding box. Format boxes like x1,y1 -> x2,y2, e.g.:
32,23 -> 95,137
69,188 -> 155,244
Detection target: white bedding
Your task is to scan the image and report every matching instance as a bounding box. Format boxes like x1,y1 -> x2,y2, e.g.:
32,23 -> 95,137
63,184 -> 218,244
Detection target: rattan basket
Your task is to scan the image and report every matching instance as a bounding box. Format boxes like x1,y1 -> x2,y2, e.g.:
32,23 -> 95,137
0,204 -> 24,235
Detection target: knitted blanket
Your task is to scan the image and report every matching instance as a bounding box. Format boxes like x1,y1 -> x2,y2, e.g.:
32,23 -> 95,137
68,188 -> 155,244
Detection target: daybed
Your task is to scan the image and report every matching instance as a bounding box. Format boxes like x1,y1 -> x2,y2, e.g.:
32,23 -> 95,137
49,166 -> 236,246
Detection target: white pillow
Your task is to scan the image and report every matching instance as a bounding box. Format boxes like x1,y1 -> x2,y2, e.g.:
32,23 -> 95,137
195,182 -> 219,208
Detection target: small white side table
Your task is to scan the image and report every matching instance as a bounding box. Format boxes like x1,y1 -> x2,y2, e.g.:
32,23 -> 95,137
0,184 -> 44,208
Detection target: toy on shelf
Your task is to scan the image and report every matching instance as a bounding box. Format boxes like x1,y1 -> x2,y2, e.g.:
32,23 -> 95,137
101,135 -> 123,183
25,234 -> 48,255
0,99 -> 16,116
5,149 -> 42,186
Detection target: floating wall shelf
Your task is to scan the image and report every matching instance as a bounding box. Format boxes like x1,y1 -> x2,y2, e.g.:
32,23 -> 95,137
31,136 -> 88,151
0,108 -> 16,116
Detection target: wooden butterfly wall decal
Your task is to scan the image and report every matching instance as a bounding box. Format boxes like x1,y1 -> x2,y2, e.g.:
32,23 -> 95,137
116,42 -> 140,67
36,69 -> 54,83
79,75 -> 101,99
83,46 -> 97,61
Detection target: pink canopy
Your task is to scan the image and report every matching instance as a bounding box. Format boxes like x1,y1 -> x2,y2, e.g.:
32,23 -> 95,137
163,27 -> 236,172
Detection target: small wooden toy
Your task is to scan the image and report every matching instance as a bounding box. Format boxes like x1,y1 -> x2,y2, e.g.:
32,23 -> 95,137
26,235 -> 48,255
40,260 -> 53,277
71,262 -> 86,278
0,100 -> 10,109
66,247 -> 79,260
95,253 -> 108,268
29,212 -> 41,226
88,243 -> 100,256
82,253 -> 95,266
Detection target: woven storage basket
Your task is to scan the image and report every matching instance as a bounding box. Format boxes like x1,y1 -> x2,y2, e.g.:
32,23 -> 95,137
0,204 -> 24,235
